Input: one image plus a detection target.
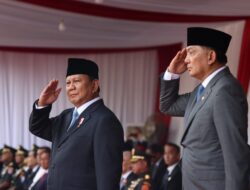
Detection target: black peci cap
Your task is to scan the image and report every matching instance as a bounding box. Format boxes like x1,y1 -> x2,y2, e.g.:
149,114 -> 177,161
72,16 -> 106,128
66,58 -> 99,79
187,27 -> 232,55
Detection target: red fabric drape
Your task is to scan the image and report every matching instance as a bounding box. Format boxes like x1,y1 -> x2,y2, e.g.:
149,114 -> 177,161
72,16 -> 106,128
155,43 -> 182,143
18,0 -> 249,23
237,20 -> 250,93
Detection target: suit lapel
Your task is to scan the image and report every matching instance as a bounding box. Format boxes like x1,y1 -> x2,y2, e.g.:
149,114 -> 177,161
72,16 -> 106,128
57,99 -> 103,147
181,67 -> 230,142
184,87 -> 198,124
169,164 -> 180,179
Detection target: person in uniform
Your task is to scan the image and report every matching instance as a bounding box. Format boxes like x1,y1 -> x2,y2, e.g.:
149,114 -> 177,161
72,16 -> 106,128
120,141 -> 137,190
8,146 -> 28,190
124,149 -> 152,190
0,145 -> 16,190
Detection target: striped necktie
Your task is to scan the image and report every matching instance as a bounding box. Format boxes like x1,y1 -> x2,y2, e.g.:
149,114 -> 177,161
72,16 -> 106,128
67,109 -> 79,131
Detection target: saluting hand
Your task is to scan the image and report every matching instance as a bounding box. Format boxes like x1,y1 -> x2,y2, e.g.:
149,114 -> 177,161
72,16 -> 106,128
38,79 -> 62,107
167,48 -> 187,74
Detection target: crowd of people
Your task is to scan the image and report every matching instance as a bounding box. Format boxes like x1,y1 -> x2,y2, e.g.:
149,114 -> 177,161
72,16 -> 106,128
0,144 -> 51,190
1,26 -> 250,190
120,140 -> 181,190
0,140 -> 182,190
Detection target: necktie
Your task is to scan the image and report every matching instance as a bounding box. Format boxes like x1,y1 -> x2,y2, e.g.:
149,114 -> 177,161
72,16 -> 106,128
196,85 -> 205,102
67,109 -> 79,131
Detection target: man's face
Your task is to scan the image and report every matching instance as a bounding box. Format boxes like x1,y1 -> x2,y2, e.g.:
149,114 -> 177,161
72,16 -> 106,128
122,151 -> 132,173
1,151 -> 12,163
36,149 -> 44,164
15,154 -> 24,164
163,145 -> 180,166
40,152 -> 50,170
27,151 -> 37,168
131,159 -> 147,174
185,45 -> 211,81
66,74 -> 98,107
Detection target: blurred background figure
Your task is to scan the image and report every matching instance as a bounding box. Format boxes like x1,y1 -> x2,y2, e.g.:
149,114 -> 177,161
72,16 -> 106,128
22,146 -> 40,190
147,144 -> 165,190
9,145 -> 28,190
28,147 -> 50,190
124,149 -> 152,190
120,141 -> 137,190
0,145 -> 16,190
160,143 -> 181,190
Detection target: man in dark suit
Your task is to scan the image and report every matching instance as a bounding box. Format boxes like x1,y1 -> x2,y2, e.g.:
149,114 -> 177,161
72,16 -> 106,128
160,27 -> 250,190
160,143 -> 181,190
30,149 -> 50,190
29,58 -> 124,190
148,144 -> 165,190
23,148 -> 40,190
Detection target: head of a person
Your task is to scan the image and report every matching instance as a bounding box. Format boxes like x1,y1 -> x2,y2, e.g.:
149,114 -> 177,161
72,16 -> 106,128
185,27 -> 232,81
130,149 -> 150,175
148,143 -> 164,165
1,145 -> 15,164
66,58 -> 100,108
163,143 -> 180,167
36,146 -> 50,165
40,149 -> 51,170
27,150 -> 38,168
122,141 -> 133,174
15,146 -> 28,165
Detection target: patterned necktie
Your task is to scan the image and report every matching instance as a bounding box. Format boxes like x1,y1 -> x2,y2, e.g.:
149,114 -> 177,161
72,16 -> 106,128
196,85 -> 205,102
67,109 -> 79,131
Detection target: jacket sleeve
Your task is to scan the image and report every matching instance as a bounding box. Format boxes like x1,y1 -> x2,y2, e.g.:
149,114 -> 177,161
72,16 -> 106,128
160,77 -> 190,117
29,100 -> 53,141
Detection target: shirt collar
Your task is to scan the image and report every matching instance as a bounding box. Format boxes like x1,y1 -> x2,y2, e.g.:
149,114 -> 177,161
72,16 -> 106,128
202,66 -> 226,88
75,97 -> 101,115
167,163 -> 178,175
122,170 -> 132,179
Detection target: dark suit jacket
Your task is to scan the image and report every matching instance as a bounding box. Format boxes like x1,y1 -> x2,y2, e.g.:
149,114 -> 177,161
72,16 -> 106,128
160,67 -> 250,190
31,173 -> 48,190
151,158 -> 166,190
160,165 -> 182,190
29,99 -> 124,190
23,166 -> 40,190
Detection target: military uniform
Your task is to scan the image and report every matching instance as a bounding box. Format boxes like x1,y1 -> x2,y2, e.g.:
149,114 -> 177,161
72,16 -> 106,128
126,172 -> 151,190
0,145 -> 17,190
8,145 -> 29,190
124,149 -> 152,190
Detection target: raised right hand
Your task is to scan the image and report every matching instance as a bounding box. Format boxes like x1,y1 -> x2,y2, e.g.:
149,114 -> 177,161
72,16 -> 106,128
38,79 -> 62,107
167,48 -> 187,74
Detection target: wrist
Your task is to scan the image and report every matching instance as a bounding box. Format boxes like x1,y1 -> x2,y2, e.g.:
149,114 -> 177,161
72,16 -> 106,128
37,99 -> 46,107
